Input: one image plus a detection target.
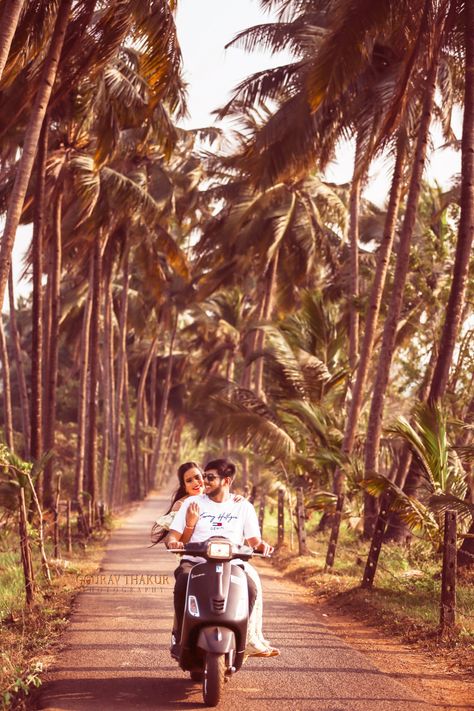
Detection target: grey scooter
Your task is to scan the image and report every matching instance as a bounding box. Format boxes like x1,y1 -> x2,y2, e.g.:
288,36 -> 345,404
170,537 -> 260,707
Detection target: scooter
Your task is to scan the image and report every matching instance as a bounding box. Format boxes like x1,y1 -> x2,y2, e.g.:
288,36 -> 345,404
169,537 -> 260,707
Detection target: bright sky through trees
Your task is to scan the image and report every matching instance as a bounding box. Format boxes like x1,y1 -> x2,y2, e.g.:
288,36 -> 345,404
176,0 -> 290,129
176,0 -> 461,204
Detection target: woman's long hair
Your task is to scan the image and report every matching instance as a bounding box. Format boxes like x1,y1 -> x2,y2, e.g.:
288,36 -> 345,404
150,461 -> 202,545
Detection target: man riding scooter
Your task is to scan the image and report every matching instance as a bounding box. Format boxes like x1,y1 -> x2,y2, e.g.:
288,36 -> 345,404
167,458 -> 273,656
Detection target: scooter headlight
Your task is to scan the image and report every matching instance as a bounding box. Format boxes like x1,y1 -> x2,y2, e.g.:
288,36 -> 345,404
207,541 -> 232,559
188,595 -> 200,617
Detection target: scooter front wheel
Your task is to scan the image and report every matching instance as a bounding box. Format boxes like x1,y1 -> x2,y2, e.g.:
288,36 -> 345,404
203,652 -> 225,707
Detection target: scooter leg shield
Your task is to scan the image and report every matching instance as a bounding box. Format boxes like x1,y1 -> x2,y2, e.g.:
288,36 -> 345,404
197,626 -> 236,654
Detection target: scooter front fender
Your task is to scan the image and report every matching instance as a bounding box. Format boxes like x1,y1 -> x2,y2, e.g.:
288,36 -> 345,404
197,626 -> 235,654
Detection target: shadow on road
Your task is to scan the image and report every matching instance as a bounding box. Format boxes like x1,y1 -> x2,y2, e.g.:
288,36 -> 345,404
39,675 -> 202,710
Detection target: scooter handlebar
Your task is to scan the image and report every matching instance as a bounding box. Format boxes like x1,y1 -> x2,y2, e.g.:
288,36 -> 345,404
165,537 -> 272,559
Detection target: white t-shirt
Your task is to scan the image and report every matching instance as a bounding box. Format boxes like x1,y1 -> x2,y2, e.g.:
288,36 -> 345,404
171,494 -> 261,563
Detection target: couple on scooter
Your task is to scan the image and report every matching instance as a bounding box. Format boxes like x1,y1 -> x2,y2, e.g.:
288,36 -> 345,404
164,458 -> 279,658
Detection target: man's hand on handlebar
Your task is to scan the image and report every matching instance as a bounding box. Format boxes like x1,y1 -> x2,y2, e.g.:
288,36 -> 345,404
253,539 -> 274,557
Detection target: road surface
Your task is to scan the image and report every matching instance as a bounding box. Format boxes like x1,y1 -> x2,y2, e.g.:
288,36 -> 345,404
37,493 -> 435,711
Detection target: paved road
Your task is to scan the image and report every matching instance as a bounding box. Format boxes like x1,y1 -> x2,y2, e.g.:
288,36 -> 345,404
37,494 -> 433,711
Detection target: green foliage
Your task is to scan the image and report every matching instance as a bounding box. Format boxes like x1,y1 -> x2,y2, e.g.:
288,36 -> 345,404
1,658 -> 42,711
0,444 -> 34,511
362,403 -> 472,544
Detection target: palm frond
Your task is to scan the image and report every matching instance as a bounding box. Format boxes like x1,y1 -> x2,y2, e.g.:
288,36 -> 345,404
231,386 -> 281,425
429,493 -> 474,522
361,473 -> 439,540
100,165 -> 166,223
70,154 -> 101,225
307,490 -> 338,512
204,410 -> 296,460
387,403 -> 459,492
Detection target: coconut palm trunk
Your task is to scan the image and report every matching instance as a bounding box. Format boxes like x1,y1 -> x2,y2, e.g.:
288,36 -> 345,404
43,190 -> 63,509
254,248 -> 280,397
383,340 -> 438,542
84,233 -> 105,503
123,357 -> 137,499
429,0 -> 474,403
98,329 -> 110,502
0,0 -> 26,82
150,352 -> 157,428
99,264 -> 114,502
0,0 -> 72,310
241,295 -> 265,390
0,317 -> 14,451
457,393 -> 474,567
325,131 -> 407,566
142,395 -> 149,481
8,271 -> 30,454
150,311 -> 178,488
345,131 -> 407,456
109,250 -> 130,507
348,162 -> 362,371
161,414 -> 176,476
134,336 -> 158,496
362,51 -> 441,538
74,261 -> 93,502
149,352 -> 158,468
30,118 -> 48,498
42,262 -> 52,453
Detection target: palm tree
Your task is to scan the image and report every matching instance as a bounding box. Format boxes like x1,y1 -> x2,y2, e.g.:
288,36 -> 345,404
429,0 -> 474,403
0,0 -> 26,82
108,247 -> 130,506
148,306 -> 178,487
8,271 -> 30,454
134,335 -> 158,497
74,265 -> 93,501
361,402 -> 472,587
42,189 -> 63,509
83,230 -> 106,502
360,19 -> 449,539
29,119 -> 48,500
0,315 -> 14,450
0,0 -> 72,310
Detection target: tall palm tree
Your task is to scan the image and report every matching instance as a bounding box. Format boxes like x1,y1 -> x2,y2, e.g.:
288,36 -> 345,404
0,316 -> 14,450
0,0 -> 72,310
0,0 -> 26,82
29,118 -> 48,501
8,271 -> 30,454
74,265 -> 93,501
42,188 -> 63,509
83,230 -> 106,502
429,0 -> 474,402
359,7 -> 451,538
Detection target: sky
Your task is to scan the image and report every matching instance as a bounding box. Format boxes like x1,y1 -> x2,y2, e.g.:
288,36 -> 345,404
7,0 -> 463,306
176,0 -> 291,130
176,0 -> 461,202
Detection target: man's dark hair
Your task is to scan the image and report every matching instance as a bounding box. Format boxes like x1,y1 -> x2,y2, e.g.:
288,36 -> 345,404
204,458 -> 236,480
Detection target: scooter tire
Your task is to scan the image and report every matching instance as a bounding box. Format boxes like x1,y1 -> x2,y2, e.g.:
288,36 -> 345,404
203,653 -> 225,707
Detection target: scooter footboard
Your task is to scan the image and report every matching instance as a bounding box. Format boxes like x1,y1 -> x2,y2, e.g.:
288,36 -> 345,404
197,626 -> 235,654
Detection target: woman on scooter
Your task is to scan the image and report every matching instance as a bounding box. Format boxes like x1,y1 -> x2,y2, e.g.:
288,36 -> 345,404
152,461 -> 279,657
151,461 -> 204,546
